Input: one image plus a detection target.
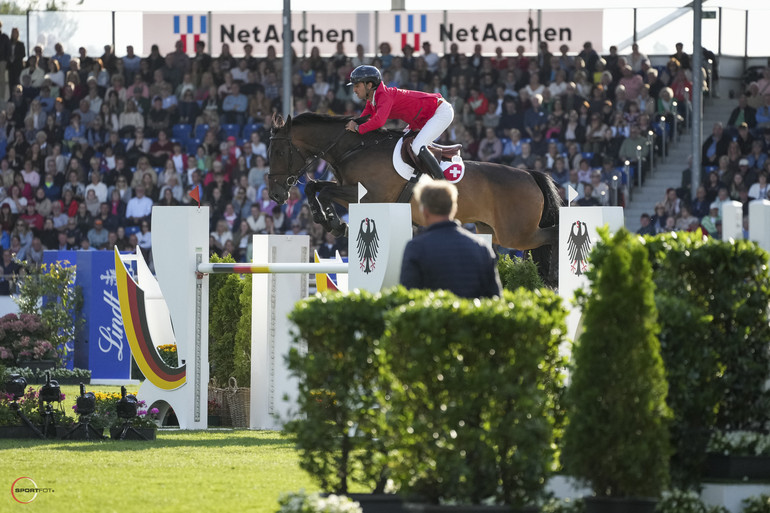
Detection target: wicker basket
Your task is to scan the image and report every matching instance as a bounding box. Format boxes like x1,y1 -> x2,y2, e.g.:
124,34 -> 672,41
226,377 -> 250,428
208,378 -> 231,426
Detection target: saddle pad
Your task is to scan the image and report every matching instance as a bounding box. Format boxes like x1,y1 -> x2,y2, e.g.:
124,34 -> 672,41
393,139 -> 466,184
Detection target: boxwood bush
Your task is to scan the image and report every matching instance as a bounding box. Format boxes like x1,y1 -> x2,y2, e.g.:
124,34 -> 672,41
285,287 -> 425,494
644,232 -> 770,487
378,288 -> 567,507
562,228 -> 671,498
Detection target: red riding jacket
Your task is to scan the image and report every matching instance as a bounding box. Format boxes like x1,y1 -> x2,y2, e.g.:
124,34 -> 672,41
358,82 -> 441,135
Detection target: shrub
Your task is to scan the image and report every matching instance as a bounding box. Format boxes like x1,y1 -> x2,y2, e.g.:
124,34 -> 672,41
562,227 -> 671,498
209,254 -> 243,384
645,233 -> 770,487
232,274 -> 252,386
656,489 -> 729,513
742,494 -> 770,513
645,233 -> 770,433
379,288 -> 567,506
497,253 -> 544,291
285,287 -> 420,494
14,261 -> 83,366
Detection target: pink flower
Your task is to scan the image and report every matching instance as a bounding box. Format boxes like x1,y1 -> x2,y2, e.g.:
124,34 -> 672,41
137,409 -> 147,416
150,408 -> 159,415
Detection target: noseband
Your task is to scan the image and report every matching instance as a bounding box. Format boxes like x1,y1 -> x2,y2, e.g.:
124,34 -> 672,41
270,124 -> 351,186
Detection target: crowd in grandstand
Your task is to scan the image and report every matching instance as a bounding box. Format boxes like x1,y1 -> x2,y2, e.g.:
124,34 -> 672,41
0,20 -> 768,291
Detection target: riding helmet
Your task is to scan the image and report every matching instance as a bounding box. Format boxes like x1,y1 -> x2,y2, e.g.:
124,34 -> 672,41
347,65 -> 382,88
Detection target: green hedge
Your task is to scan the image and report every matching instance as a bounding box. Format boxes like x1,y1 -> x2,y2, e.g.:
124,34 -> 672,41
286,287 -> 567,506
285,287 -> 422,494
644,232 -> 770,487
562,228 -> 671,498
378,288 -> 567,506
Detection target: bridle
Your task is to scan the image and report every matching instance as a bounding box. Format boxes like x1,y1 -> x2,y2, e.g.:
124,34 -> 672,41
269,123 -> 353,187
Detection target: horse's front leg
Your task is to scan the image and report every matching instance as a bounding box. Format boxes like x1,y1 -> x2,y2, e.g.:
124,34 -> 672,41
317,184 -> 358,238
305,180 -> 340,231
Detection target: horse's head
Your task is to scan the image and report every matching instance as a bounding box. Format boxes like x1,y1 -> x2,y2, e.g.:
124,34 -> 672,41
268,114 -> 304,204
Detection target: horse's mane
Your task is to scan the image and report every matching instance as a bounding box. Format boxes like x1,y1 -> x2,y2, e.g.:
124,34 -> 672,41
291,112 -> 404,139
292,112 -> 354,125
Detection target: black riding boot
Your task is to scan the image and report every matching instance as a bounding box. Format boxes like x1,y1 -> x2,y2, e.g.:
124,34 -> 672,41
417,146 -> 444,180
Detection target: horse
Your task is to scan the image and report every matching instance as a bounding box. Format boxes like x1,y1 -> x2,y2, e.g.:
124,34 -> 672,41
268,113 -> 561,280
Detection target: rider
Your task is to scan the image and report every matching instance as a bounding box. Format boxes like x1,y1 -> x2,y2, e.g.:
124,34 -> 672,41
345,64 -> 454,180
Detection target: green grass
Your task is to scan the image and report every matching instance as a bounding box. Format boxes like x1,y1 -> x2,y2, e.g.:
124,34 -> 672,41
1,385 -> 319,513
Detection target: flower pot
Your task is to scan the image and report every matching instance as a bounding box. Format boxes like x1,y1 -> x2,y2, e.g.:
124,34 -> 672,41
583,496 -> 657,513
705,453 -> 770,480
207,415 -> 221,427
109,426 -> 157,441
53,377 -> 91,386
348,493 -> 407,513
405,504 -> 538,513
18,360 -> 56,373
0,425 -> 40,439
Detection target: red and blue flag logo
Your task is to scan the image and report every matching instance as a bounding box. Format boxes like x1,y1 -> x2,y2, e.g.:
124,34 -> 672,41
394,14 -> 426,50
173,15 -> 207,53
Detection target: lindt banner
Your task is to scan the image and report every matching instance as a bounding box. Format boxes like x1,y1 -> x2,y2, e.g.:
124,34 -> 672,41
141,10 -> 603,57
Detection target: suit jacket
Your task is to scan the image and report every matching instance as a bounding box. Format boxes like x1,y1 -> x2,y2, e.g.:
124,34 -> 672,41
400,220 -> 502,299
727,106 -> 757,129
701,134 -> 730,163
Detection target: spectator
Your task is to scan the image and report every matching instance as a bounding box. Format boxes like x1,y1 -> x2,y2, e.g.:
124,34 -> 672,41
400,178 -> 501,298
637,213 -> 657,235
125,184 -> 153,227
477,127 -> 502,163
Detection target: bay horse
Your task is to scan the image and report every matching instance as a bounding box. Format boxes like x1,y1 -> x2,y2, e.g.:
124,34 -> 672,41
268,113 -> 561,280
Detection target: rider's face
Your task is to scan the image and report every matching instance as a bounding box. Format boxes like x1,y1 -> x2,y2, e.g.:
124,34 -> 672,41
352,82 -> 368,100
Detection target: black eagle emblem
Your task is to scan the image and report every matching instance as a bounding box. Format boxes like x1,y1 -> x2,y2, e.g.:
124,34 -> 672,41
356,218 -> 379,274
566,220 -> 592,276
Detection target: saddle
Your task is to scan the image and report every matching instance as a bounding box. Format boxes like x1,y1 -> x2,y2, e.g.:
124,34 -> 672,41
401,131 -> 462,175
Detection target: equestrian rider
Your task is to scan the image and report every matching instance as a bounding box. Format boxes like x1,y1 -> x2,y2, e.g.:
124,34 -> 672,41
345,65 -> 454,180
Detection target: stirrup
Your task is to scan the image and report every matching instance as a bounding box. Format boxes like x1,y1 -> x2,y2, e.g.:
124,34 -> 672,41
417,146 -> 444,180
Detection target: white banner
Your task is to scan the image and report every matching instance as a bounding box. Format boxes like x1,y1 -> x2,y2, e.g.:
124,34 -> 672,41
142,10 -> 602,57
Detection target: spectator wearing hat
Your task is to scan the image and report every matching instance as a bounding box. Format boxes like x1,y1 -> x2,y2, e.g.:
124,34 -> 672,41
700,202 -> 721,237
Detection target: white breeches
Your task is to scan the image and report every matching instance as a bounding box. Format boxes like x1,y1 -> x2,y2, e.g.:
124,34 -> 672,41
410,100 -> 455,153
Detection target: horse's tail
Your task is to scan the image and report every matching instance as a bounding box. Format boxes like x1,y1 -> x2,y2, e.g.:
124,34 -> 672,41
529,169 -> 562,228
528,169 -> 562,287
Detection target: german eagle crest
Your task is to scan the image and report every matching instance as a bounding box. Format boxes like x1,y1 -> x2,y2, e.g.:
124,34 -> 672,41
356,217 -> 379,274
566,220 -> 591,276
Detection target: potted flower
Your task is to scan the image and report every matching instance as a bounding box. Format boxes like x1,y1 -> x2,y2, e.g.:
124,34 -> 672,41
276,490 -> 362,513
0,385 -> 74,438
705,430 -> 770,480
86,390 -> 159,441
208,398 -> 222,426
0,313 -> 57,371
561,229 -> 671,513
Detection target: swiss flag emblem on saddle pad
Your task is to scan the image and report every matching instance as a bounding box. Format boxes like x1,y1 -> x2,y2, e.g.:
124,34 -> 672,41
441,160 -> 465,183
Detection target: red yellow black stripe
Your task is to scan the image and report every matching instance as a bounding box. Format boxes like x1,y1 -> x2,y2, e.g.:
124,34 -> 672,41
114,249 -> 186,390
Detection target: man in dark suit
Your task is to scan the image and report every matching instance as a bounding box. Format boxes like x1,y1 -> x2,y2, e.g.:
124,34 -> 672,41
400,178 -> 502,299
0,22 -> 9,102
702,122 -> 730,168
7,28 -> 24,92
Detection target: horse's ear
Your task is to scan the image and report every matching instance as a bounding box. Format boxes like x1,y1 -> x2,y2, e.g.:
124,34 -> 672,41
273,113 -> 284,129
285,115 -> 292,130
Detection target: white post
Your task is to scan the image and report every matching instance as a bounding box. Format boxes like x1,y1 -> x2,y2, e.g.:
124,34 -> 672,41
749,200 -> 770,254
250,235 -> 309,430
558,206 -> 624,343
721,201 -> 744,241
347,203 -> 413,292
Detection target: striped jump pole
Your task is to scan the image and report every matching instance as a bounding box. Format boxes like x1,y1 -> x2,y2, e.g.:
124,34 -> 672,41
197,262 -> 349,274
